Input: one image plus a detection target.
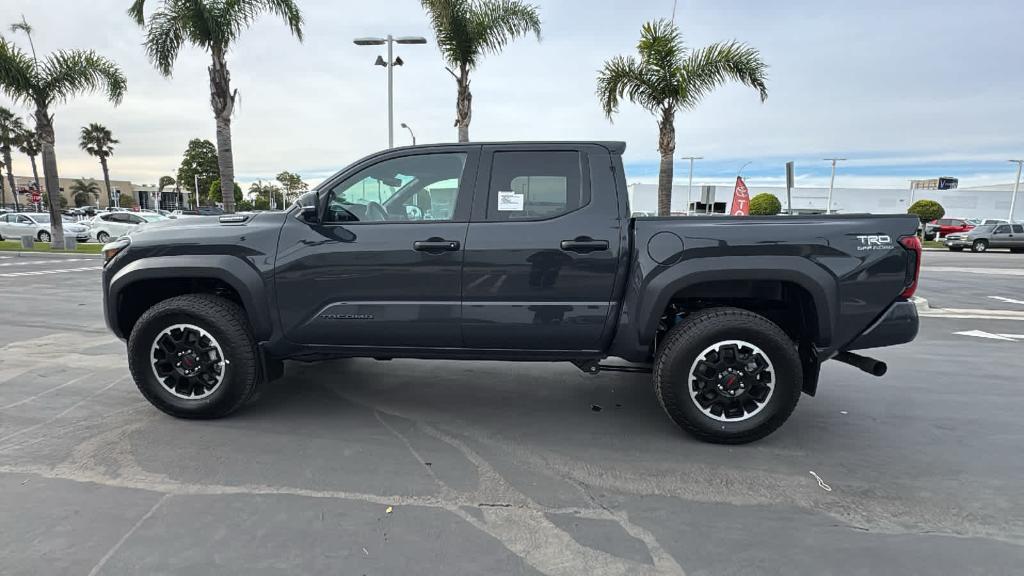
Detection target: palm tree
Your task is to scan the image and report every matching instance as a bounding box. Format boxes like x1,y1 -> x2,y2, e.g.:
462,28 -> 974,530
420,0 -> 541,142
15,125 -> 40,191
129,0 -> 303,214
69,178 -> 101,207
0,30 -> 126,249
79,123 -> 119,208
0,106 -> 24,210
597,19 -> 768,216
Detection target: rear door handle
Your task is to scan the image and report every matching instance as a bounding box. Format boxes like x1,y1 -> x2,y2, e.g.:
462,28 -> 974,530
413,238 -> 461,252
560,238 -> 609,253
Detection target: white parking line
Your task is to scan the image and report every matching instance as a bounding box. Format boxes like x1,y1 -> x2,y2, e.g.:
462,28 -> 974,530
924,266 -> 1024,277
0,258 -> 93,267
989,296 -> 1024,306
0,266 -> 101,278
954,330 -> 1024,341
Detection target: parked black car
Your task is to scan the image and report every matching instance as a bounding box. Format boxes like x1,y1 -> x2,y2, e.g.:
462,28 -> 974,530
101,142 -> 921,443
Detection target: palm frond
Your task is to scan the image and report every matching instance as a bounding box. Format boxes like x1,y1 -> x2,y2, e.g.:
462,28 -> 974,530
679,41 -> 767,109
16,126 -> 40,156
637,19 -> 684,73
0,35 -> 38,105
470,0 -> 541,59
596,54 -> 663,119
421,0 -> 475,68
225,0 -> 304,41
39,49 -> 127,107
128,0 -> 148,25
79,122 -> 118,157
143,4 -> 188,76
9,21 -> 32,36
0,106 -> 27,146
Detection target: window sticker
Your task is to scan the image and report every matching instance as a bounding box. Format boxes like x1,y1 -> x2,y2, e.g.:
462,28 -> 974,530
497,190 -> 524,211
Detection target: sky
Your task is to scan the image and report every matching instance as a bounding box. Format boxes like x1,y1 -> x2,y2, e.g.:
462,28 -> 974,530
1,0 -> 1023,191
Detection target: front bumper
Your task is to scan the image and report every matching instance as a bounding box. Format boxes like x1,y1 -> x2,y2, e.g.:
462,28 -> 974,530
844,299 -> 919,351
944,237 -> 971,248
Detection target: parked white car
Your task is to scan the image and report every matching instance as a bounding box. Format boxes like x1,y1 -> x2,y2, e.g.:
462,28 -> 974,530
87,211 -> 167,243
0,212 -> 90,243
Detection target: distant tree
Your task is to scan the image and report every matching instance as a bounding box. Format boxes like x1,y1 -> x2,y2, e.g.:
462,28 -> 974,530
118,191 -> 137,208
15,126 -> 41,191
176,139 -> 219,205
421,0 -> 542,142
0,106 -> 25,210
208,178 -> 242,205
597,19 -> 768,216
908,199 -> 945,226
69,178 -> 101,207
131,0 -> 304,213
79,123 -> 119,207
157,175 -> 175,193
749,193 -> 782,216
236,198 -> 254,211
275,170 -> 308,206
249,181 -> 283,209
0,23 -> 126,248
252,196 -> 269,211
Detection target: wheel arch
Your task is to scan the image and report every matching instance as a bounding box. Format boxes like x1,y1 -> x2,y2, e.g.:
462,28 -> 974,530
108,255 -> 272,342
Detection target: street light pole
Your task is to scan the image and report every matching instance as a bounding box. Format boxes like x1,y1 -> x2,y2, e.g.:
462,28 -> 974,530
680,156 -> 702,215
824,158 -> 846,214
354,35 -> 427,149
1010,160 -> 1023,222
401,122 -> 417,145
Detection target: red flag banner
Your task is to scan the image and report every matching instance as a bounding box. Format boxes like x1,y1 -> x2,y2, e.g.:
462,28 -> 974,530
730,176 -> 750,216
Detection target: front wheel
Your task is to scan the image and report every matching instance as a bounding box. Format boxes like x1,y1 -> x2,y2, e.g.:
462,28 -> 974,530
127,294 -> 261,419
971,239 -> 988,253
38,230 -> 51,242
96,231 -> 110,243
654,307 -> 802,444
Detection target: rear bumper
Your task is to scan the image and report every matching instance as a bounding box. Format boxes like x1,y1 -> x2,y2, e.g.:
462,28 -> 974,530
843,299 -> 919,351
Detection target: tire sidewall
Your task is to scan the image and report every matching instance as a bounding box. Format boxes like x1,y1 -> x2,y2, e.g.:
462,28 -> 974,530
97,232 -> 110,243
658,317 -> 801,438
973,240 -> 987,252
128,306 -> 253,417
39,231 -> 51,242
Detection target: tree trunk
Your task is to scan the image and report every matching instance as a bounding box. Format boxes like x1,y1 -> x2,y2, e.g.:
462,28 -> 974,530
455,63 -> 472,143
100,156 -> 114,208
29,155 -> 40,191
2,146 -> 17,212
34,107 -> 65,249
656,107 -> 677,217
210,47 -> 236,214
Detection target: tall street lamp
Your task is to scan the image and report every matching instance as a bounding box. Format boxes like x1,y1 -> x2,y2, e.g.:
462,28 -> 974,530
824,158 -> 846,214
354,35 -> 427,149
1009,160 -> 1023,222
680,156 -> 702,215
401,122 -> 417,146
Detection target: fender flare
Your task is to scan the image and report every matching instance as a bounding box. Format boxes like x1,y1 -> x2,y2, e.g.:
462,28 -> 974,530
107,255 -> 272,340
635,256 -> 838,348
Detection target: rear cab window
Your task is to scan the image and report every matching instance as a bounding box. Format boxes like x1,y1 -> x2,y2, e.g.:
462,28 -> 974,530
485,151 -> 584,221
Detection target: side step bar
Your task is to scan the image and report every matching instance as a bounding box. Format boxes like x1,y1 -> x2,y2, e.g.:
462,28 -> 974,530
572,360 -> 653,375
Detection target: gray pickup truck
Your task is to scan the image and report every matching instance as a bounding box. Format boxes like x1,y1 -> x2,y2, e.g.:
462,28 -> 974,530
102,142 -> 921,443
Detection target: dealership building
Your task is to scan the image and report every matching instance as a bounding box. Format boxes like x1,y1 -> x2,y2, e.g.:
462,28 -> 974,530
627,182 -> 1020,220
7,174 -> 191,210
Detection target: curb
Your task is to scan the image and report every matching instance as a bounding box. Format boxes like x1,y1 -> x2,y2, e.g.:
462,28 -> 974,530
2,251 -> 103,259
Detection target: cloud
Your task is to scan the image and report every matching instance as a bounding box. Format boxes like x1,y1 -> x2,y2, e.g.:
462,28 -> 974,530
1,0 -> 1021,191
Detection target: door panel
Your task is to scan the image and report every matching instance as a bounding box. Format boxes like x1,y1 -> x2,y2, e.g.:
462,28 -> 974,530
275,220 -> 467,347
275,148 -> 478,348
461,146 -> 623,351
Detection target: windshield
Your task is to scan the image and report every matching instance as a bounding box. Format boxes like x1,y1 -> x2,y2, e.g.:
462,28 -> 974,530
972,225 -> 996,233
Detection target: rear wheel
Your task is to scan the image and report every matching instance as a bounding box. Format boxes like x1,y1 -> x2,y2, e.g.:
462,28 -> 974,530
654,307 -> 802,444
38,230 -> 51,242
971,239 -> 988,253
96,231 -> 110,243
127,294 -> 261,419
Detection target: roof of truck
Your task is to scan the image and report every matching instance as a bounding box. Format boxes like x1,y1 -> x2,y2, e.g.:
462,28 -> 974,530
388,141 -> 627,154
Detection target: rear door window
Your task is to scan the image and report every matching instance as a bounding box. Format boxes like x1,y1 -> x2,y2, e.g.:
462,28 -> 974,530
486,151 -> 583,221
1012,225 -> 1024,233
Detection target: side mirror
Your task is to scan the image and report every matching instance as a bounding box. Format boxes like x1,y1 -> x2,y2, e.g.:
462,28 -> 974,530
300,203 -> 319,223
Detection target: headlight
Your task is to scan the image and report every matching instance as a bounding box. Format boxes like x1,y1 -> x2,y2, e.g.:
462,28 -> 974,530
102,236 -> 131,265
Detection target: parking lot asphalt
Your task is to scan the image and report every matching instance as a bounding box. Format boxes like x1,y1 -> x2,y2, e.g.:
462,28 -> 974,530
1,251 -> 1023,575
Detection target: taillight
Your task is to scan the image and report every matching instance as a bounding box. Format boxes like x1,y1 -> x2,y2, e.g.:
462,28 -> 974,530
899,235 -> 922,298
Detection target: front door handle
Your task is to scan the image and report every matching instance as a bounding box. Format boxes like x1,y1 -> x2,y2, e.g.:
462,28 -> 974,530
560,237 -> 609,253
413,238 -> 461,252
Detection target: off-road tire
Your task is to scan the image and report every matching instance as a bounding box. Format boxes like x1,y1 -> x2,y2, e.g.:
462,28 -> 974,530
127,294 -> 261,419
654,307 -> 802,444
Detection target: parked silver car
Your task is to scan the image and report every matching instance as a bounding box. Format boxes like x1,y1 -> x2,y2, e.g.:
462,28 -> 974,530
945,223 -> 1024,253
0,212 -> 90,243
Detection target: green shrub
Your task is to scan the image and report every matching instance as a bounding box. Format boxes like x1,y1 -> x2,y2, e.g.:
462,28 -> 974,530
749,193 -> 782,216
907,199 -> 945,223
